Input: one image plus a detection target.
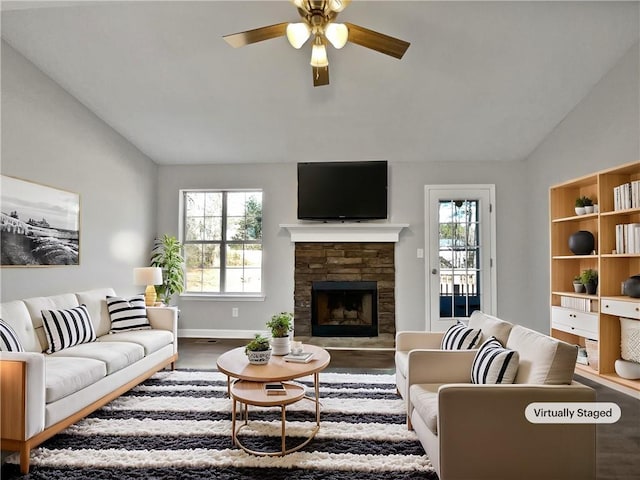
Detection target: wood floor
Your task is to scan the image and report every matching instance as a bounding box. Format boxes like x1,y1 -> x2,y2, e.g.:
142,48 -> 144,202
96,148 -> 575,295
178,338 -> 640,480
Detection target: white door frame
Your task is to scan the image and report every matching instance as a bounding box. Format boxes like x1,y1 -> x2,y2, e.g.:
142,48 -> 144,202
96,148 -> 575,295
425,184 -> 497,332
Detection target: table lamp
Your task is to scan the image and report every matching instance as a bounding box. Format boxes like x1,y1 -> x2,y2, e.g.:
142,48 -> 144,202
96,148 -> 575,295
133,267 -> 163,306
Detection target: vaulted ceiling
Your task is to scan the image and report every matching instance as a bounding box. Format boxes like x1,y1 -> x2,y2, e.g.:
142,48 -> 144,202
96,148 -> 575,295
2,1 -> 638,165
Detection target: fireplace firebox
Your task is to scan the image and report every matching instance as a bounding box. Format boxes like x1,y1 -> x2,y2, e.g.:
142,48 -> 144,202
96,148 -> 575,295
311,281 -> 378,337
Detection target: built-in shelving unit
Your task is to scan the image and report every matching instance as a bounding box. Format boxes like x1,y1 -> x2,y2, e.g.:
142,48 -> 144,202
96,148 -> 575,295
550,161 -> 640,392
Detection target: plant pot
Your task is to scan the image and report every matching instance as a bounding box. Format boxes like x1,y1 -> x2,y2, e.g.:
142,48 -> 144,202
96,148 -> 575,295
568,231 -> 595,255
270,336 -> 291,356
246,349 -> 271,365
575,207 -> 586,216
573,282 -> 585,293
584,206 -> 594,214
585,281 -> 597,295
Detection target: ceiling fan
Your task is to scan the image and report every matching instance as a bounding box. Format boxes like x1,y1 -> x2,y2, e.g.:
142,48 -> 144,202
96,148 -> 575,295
223,0 -> 410,87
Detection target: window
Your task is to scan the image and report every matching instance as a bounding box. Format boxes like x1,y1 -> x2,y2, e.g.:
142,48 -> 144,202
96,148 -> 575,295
181,190 -> 262,295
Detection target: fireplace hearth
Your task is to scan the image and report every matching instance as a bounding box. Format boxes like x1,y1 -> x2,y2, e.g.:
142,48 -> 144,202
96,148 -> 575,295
312,281 -> 378,337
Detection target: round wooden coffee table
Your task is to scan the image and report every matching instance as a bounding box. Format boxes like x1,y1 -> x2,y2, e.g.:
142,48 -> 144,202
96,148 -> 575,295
217,344 -> 330,455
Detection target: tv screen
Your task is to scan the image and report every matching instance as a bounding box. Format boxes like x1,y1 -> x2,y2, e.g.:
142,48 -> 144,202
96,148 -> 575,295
297,161 -> 388,220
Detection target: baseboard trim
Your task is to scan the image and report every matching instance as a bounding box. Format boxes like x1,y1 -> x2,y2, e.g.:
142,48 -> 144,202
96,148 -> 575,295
178,329 -> 268,339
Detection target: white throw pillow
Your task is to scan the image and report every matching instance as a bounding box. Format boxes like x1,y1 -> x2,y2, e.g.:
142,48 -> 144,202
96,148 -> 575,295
620,318 -> 640,363
106,295 -> 151,332
41,304 -> 96,353
441,322 -> 482,350
472,336 -> 519,384
0,319 -> 24,352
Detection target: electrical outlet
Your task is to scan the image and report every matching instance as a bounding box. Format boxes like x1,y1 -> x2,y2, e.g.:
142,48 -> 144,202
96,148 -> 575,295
232,307 -> 239,317
417,248 -> 424,258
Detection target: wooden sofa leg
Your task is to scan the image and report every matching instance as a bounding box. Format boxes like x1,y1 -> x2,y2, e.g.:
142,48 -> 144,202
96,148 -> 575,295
407,415 -> 413,431
20,444 -> 30,474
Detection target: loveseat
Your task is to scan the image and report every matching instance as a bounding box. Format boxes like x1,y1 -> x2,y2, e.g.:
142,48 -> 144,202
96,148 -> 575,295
0,287 -> 178,474
396,311 -> 596,480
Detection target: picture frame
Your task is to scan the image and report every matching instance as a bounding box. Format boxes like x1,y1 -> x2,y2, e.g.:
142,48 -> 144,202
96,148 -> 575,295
1,175 -> 80,266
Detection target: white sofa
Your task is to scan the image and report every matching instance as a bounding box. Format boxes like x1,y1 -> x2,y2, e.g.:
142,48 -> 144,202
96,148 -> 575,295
396,311 -> 596,480
0,287 -> 178,474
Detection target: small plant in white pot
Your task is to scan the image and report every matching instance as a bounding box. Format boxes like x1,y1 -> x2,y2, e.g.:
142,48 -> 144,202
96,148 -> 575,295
574,197 -> 586,216
245,334 -> 272,365
582,196 -> 594,214
573,275 -> 585,293
267,312 -> 294,355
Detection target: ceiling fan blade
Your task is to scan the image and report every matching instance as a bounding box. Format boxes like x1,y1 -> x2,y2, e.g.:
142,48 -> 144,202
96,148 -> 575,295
344,22 -> 410,59
223,22 -> 289,48
313,65 -> 330,87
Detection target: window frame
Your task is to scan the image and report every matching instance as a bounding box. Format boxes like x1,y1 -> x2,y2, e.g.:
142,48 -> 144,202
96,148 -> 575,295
179,188 -> 264,298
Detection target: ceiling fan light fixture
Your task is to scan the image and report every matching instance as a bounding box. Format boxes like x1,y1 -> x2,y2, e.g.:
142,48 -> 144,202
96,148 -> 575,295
292,0 -> 307,9
328,0 -> 350,13
310,37 -> 329,67
286,22 -> 311,48
325,22 -> 348,49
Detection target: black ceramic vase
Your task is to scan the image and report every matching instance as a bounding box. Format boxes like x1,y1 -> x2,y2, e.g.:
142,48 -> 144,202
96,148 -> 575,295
568,231 -> 595,255
624,275 -> 640,298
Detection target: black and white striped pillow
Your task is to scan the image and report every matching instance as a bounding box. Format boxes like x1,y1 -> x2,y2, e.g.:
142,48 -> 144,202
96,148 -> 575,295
471,336 -> 519,384
0,319 -> 24,352
441,322 -> 482,350
41,305 -> 96,354
106,295 -> 151,332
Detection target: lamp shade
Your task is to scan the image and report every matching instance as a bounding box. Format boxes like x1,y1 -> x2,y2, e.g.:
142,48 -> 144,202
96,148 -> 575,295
310,39 -> 329,67
286,22 -> 311,49
325,23 -> 348,49
133,267 -> 163,286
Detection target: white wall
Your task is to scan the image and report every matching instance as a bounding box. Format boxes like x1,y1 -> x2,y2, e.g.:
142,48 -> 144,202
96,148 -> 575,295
158,160 -> 529,335
0,42 -> 158,300
525,42 -> 640,333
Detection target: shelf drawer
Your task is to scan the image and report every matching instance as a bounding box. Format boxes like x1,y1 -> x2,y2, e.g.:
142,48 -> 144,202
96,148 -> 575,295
601,298 -> 640,319
551,306 -> 599,339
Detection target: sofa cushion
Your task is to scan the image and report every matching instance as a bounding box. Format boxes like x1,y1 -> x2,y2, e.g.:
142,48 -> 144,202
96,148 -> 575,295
41,305 -> 97,354
106,295 -> 151,332
76,288 -> 116,337
0,301 -> 41,352
506,325 -> 577,385
409,384 -> 440,435
0,319 -> 24,352
472,337 -> 519,384
98,329 -> 173,355
23,293 -> 80,351
49,341 -> 144,375
441,322 -> 482,350
44,356 -> 106,403
468,311 -> 513,346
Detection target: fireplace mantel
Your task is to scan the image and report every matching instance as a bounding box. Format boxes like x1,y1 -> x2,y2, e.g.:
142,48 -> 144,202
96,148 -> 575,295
280,223 -> 409,243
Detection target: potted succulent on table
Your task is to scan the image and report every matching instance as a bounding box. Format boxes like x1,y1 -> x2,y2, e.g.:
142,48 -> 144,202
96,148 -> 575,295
580,269 -> 598,295
266,312 -> 294,355
245,333 -> 272,365
573,275 -> 585,293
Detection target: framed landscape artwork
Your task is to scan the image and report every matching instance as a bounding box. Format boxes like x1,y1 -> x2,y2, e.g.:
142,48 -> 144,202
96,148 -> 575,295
1,175 -> 80,266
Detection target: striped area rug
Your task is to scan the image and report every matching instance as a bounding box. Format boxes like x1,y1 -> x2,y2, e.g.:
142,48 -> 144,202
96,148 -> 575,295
3,370 -> 437,479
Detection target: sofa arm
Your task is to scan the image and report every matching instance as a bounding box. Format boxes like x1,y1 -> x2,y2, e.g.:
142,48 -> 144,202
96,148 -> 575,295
0,352 -> 46,441
147,306 -> 178,354
396,331 -> 444,351
407,349 -> 476,386
436,383 -> 596,480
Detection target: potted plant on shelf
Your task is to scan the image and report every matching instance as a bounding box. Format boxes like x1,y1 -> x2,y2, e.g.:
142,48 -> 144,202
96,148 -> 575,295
582,196 -> 594,214
245,334 -> 272,365
266,312 -> 294,355
580,269 -> 598,295
150,234 -> 185,305
573,275 -> 585,293
575,196 -> 586,216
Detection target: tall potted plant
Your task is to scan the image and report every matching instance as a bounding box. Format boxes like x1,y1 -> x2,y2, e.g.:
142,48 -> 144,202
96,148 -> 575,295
150,234 -> 185,305
266,312 -> 294,355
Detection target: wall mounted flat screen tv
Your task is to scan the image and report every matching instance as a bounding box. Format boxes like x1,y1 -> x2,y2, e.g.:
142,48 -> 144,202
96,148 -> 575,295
297,161 -> 388,220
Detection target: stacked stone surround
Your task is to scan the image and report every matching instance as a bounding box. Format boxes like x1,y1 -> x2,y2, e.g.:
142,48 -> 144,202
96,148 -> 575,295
294,242 -> 396,341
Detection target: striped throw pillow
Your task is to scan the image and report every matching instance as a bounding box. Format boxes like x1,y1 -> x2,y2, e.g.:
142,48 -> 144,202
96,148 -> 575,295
441,322 -> 482,350
106,295 -> 151,332
41,304 -> 96,354
471,336 -> 519,384
0,319 -> 24,352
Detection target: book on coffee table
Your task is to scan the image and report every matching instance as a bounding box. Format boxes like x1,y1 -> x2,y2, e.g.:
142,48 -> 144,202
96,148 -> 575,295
264,382 -> 287,395
283,351 -> 314,363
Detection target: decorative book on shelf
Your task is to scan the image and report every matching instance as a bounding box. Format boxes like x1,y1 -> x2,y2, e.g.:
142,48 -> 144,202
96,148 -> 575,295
283,351 -> 314,363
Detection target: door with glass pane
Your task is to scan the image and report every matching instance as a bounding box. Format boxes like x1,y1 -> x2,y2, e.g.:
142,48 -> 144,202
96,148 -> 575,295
425,185 -> 496,331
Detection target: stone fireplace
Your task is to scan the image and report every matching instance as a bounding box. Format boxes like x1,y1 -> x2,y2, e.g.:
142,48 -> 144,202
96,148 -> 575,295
312,280 -> 378,337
